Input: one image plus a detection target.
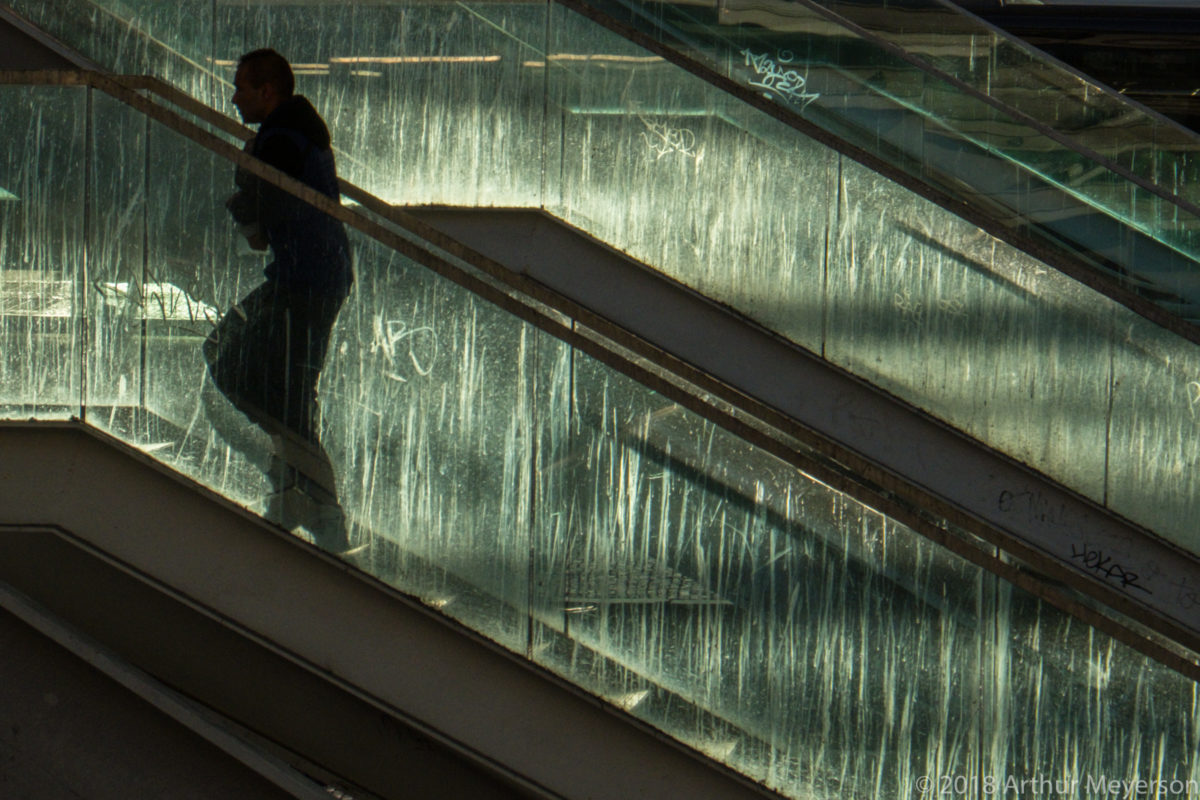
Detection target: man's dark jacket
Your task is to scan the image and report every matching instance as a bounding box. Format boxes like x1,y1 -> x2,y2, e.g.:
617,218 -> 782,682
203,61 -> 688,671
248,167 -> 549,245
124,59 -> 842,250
227,95 -> 352,296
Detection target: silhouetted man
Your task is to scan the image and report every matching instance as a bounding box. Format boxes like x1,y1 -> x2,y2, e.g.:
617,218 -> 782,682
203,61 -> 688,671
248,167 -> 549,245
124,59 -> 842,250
204,48 -> 355,553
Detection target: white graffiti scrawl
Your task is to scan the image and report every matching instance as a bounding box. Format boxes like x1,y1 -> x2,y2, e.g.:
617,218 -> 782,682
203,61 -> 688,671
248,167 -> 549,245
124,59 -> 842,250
741,49 -> 820,110
639,115 -> 699,161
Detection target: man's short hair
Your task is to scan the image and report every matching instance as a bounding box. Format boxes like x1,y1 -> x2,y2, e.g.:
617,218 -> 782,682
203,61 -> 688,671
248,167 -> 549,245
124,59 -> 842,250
237,48 -> 295,98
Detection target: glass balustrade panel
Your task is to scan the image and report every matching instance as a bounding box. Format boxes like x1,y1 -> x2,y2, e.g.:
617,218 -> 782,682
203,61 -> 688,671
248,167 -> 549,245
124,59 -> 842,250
10,0 -> 1200,297
547,3 -> 830,353
8,78 -> 1200,800
7,0 -> 217,104
211,1 -> 550,209
995,575 -> 1200,795
825,154 -> 1115,505
528,343 -> 1200,799
318,227 -> 547,653
85,91 -> 150,431
0,85 -> 86,419
1107,312 -> 1200,553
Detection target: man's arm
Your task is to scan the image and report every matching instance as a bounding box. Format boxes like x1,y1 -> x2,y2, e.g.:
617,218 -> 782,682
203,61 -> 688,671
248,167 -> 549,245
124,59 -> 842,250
226,132 -> 306,249
226,139 -> 268,249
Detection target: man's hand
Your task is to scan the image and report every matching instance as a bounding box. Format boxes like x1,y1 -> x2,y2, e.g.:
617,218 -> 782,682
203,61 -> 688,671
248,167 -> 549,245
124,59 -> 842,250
236,221 -> 268,251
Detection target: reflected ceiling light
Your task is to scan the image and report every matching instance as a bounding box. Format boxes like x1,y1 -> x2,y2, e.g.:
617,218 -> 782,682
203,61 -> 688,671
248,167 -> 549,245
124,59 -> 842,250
330,55 -> 501,64
547,53 -> 664,64
525,54 -> 665,68
293,62 -> 330,76
0,187 -> 18,202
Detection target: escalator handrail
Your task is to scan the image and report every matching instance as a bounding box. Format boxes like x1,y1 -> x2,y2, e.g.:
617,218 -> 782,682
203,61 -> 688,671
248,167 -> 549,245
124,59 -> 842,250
558,0 -> 1200,351
610,0 -> 1200,222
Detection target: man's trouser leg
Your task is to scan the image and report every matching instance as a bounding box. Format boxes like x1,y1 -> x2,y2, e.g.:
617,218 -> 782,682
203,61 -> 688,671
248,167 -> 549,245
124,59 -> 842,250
202,285 -> 277,474
273,286 -> 352,552
204,282 -> 353,553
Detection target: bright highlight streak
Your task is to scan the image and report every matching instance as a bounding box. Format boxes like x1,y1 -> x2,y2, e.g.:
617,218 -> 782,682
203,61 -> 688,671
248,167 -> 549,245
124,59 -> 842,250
330,55 -> 502,64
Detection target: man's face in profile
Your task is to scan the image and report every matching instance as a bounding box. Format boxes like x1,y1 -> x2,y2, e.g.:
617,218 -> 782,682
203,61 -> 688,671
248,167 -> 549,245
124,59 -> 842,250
232,65 -> 274,124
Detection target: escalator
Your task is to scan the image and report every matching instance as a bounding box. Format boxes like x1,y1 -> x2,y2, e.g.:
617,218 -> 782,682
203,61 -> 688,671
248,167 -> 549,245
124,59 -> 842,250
950,0 -> 1200,134
4,5 -> 1200,799
10,0 -> 1200,561
571,0 -> 1200,319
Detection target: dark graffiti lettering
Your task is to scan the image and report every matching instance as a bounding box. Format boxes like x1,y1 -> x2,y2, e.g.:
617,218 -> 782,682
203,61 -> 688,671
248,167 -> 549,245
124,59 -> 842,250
997,489 -> 1068,528
1070,543 -> 1151,594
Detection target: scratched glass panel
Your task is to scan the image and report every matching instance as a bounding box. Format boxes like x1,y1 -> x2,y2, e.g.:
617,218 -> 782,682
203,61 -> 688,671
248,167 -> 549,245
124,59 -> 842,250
546,5 -> 831,352
4,0 -> 216,103
518,348 -> 1200,799
583,0 -> 1200,319
529,356 -> 984,797
320,231 -> 546,653
824,156 -> 1113,504
0,86 -> 85,419
214,1 -> 549,208
104,114 -> 269,507
996,579 -> 1200,795
525,352 -> 1200,796
1106,312 -> 1200,553
83,91 -> 148,430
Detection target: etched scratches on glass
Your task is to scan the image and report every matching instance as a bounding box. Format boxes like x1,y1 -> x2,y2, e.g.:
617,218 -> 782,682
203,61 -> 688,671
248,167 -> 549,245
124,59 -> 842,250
1189,380 -> 1200,419
549,7 -> 830,353
741,49 -> 820,111
997,583 -> 1200,798
323,237 -> 543,650
1107,320 -> 1200,550
6,0 -> 215,102
0,87 -> 85,417
88,91 -> 148,413
211,2 -> 549,207
528,358 -> 1199,799
828,158 -> 1113,504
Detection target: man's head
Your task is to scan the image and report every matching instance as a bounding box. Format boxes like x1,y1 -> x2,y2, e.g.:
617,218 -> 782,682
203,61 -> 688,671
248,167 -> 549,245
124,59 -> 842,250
232,49 -> 295,124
